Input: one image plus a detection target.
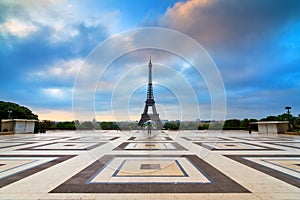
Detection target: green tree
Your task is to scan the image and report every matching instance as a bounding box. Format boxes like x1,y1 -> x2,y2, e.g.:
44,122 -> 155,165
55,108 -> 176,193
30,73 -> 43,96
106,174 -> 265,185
78,121 -> 95,130
163,122 -> 180,130
224,119 -> 241,128
180,121 -> 198,130
111,123 -> 120,130
296,114 -> 300,126
56,121 -> 76,130
240,118 -> 250,128
198,123 -> 209,130
100,122 -> 120,130
0,101 -> 38,120
209,121 -> 223,129
260,116 -> 279,121
278,113 -> 294,122
40,120 -> 55,129
100,122 -> 111,130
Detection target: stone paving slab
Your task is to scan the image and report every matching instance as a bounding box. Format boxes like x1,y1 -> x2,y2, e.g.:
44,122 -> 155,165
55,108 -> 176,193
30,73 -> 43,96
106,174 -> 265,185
0,130 -> 299,199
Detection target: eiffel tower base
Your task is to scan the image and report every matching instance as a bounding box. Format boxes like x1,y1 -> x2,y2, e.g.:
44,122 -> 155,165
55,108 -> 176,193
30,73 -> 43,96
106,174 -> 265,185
138,113 -> 162,130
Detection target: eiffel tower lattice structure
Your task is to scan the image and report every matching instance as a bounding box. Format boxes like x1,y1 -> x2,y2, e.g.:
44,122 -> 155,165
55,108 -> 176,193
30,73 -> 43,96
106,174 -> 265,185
138,57 -> 162,129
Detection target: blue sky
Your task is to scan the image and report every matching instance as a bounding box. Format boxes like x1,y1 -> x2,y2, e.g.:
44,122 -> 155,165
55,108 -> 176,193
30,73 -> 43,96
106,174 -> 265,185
0,0 -> 299,121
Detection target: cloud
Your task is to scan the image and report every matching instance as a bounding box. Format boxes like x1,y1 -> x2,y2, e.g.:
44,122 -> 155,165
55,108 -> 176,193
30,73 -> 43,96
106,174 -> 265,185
0,18 -> 38,38
30,58 -> 83,81
42,87 -> 72,100
0,0 -> 115,43
163,0 -> 211,27
2,0 -> 299,121
159,0 -> 300,118
163,0 -> 300,47
0,1 -> 114,120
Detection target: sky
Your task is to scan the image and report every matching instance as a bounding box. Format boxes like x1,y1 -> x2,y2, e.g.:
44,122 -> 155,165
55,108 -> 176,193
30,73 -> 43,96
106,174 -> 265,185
0,0 -> 299,121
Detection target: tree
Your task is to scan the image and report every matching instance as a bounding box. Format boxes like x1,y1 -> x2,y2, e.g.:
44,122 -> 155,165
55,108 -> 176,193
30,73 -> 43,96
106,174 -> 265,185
198,123 -> 209,130
297,115 -> 300,126
180,121 -> 198,130
77,121 -> 96,130
277,113 -> 293,121
260,116 -> 279,121
100,122 -> 120,130
224,119 -> 241,128
163,122 -> 180,130
240,118 -> 250,128
0,101 -> 38,120
56,121 -> 76,130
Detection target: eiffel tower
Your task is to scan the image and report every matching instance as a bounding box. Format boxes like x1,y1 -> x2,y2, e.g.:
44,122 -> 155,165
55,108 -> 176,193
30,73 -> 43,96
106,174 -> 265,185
138,57 -> 162,128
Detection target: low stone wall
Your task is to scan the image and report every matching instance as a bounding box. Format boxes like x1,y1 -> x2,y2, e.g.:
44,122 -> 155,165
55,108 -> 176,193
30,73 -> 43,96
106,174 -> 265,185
285,132 -> 300,135
0,131 -> 14,135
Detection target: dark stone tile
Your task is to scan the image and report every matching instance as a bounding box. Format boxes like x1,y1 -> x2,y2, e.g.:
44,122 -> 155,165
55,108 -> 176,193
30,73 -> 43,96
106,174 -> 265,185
10,136 -> 69,141
140,164 -> 161,170
128,137 -> 172,141
194,142 -> 281,151
264,142 -> 300,149
182,137 -> 231,142
0,142 -> 35,149
230,137 -> 292,141
68,136 -> 119,141
114,142 -> 186,151
17,142 -> 106,151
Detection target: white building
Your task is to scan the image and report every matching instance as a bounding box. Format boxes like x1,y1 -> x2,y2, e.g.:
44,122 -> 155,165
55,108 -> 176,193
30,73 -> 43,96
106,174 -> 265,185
1,119 -> 37,134
251,121 -> 290,134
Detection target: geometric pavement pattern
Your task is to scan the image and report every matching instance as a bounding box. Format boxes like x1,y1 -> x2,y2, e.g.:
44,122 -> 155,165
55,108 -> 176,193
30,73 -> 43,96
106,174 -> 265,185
0,131 -> 300,199
50,154 -> 249,193
263,142 -> 300,149
113,142 -> 187,151
194,142 -> 281,151
0,142 -> 35,149
0,154 -> 76,188
225,154 -> 300,188
17,142 -> 106,151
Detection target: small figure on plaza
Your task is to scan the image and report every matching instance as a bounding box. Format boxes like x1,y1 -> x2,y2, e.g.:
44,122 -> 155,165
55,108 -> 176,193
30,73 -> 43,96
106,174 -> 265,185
248,124 -> 252,134
147,121 -> 152,136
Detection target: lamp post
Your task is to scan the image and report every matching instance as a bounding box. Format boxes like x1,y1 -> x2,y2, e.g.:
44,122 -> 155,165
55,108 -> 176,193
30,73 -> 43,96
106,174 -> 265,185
285,106 -> 291,114
7,107 -> 12,119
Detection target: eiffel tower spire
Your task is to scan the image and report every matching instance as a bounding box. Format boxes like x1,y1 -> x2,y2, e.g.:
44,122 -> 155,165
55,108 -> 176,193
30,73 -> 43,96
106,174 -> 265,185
138,57 -> 162,128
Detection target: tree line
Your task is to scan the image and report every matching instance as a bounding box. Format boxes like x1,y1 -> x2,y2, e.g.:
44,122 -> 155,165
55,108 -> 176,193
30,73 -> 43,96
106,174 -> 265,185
34,115 -> 300,131
37,121 -> 120,131
1,101 -> 300,132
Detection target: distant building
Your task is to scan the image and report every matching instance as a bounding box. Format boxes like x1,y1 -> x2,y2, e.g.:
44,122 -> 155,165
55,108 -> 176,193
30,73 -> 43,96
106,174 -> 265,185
251,121 -> 289,134
1,119 -> 37,134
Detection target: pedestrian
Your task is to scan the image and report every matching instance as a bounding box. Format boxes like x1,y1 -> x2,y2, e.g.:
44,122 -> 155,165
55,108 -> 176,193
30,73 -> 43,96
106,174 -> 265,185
147,121 -> 152,136
248,125 -> 252,134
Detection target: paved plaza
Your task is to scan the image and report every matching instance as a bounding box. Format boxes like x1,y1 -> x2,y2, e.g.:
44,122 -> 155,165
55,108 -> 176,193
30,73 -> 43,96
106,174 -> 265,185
0,130 -> 299,199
